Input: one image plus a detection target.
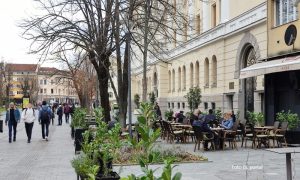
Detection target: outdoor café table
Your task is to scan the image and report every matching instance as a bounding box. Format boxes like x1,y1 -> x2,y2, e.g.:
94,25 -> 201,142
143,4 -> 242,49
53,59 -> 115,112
211,127 -> 225,150
265,147 -> 300,180
173,124 -> 192,143
211,127 -> 224,131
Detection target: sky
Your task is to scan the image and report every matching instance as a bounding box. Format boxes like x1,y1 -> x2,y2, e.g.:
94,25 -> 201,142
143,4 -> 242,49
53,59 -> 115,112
0,0 -> 58,67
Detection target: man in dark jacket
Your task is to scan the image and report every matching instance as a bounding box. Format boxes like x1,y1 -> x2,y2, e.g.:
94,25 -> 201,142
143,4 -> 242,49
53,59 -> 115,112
5,102 -> 21,143
38,101 -> 52,141
57,104 -> 63,125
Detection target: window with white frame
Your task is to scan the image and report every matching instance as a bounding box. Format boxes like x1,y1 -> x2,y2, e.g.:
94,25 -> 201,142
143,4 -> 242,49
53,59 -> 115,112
275,0 -> 298,26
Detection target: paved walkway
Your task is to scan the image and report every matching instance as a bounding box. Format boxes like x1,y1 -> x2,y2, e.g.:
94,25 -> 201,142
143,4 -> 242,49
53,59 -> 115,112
118,141 -> 300,180
1,111 -> 300,180
0,112 -> 76,180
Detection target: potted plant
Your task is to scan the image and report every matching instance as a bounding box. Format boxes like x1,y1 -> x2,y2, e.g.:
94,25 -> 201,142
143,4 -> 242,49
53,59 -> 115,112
164,109 -> 174,121
72,108 -> 123,180
246,111 -> 264,126
71,108 -> 88,152
122,102 -> 182,180
276,110 -> 300,144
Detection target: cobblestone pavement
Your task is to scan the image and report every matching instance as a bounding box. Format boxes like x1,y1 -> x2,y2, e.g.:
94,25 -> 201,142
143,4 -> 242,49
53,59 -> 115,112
1,111 -> 300,180
0,112 -> 76,180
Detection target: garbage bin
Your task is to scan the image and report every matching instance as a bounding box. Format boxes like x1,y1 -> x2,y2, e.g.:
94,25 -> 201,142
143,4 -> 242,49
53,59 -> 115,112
0,120 -> 3,133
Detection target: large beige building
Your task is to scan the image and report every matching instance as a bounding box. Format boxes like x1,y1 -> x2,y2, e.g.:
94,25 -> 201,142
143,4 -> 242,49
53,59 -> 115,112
4,63 -> 79,105
37,67 -> 79,104
132,0 -> 267,120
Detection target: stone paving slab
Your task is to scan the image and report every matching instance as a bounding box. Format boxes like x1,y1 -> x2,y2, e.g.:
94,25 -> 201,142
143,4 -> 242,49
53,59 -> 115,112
117,142 -> 300,180
0,113 -> 76,180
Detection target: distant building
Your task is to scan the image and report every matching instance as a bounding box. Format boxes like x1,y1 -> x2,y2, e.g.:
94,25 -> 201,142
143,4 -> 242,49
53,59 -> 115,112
37,67 -> 79,104
5,64 -> 39,104
4,63 -> 79,105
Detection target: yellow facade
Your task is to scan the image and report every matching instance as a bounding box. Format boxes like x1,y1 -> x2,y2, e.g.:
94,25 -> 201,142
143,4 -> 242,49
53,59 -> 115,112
268,0 -> 300,57
132,1 -> 268,119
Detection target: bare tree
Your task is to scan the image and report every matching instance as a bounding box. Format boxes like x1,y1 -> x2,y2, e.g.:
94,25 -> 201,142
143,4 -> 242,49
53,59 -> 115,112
130,0 -> 192,101
20,75 -> 39,104
20,0 -> 121,122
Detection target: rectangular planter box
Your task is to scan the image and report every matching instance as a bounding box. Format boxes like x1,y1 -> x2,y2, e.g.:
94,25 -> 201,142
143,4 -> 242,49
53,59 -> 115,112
74,128 -> 87,153
285,130 -> 300,144
96,172 -> 120,180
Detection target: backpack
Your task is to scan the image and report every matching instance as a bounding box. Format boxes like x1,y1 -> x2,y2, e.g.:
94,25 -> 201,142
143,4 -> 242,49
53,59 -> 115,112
41,109 -> 50,122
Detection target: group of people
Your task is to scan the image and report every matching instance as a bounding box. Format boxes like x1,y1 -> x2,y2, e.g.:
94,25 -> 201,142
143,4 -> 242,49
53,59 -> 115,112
4,101 -> 74,143
190,109 -> 235,150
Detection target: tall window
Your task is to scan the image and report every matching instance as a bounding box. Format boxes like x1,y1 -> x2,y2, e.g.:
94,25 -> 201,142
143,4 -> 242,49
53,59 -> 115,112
204,58 -> 209,87
190,63 -> 194,88
168,71 -> 171,92
211,3 -> 217,27
275,0 -> 298,26
212,55 -> 217,87
172,69 -> 175,92
196,14 -> 201,35
178,67 -> 181,91
44,79 -> 47,85
183,66 -> 186,90
195,61 -> 199,86
174,30 -> 177,47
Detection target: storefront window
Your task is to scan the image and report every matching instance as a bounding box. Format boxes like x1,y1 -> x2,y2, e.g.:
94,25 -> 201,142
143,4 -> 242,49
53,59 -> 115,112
275,0 -> 298,26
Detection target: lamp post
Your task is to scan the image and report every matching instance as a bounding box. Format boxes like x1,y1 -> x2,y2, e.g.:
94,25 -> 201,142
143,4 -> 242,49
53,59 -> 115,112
127,32 -> 133,138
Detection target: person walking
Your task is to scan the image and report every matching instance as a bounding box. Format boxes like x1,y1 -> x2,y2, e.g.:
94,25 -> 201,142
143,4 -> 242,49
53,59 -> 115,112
154,102 -> 162,120
51,105 -> 56,125
38,101 -> 52,141
21,103 -> 36,143
5,102 -> 21,143
64,103 -> 70,123
57,104 -> 63,125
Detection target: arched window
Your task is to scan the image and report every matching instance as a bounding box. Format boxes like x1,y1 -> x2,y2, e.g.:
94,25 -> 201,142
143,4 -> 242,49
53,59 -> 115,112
178,67 -> 181,91
168,70 -> 171,92
172,69 -> 175,92
183,66 -> 186,90
195,61 -> 199,86
212,56 -> 217,87
190,63 -> 194,88
204,58 -> 209,87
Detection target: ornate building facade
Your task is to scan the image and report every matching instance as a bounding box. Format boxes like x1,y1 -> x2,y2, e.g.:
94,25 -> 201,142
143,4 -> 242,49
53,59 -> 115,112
132,0 -> 267,120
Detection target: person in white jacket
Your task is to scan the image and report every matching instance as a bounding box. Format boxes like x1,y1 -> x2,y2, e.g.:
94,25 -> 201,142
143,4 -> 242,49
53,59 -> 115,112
21,103 -> 36,143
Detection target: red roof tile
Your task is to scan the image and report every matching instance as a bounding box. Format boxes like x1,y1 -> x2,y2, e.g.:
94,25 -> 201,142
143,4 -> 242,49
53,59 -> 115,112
5,64 -> 38,72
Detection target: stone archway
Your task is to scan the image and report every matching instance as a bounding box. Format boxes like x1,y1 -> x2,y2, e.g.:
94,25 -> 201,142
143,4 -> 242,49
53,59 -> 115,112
235,33 -> 261,120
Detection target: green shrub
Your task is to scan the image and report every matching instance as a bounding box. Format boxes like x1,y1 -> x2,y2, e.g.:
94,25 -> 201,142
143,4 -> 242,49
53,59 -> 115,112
276,110 -> 300,130
71,108 -> 87,128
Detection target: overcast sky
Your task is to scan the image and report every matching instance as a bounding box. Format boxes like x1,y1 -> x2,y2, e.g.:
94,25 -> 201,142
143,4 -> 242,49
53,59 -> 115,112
0,0 -> 58,67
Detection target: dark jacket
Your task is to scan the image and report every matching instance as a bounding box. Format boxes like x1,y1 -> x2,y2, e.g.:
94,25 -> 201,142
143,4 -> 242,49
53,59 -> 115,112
38,105 -> 52,122
57,106 -> 63,116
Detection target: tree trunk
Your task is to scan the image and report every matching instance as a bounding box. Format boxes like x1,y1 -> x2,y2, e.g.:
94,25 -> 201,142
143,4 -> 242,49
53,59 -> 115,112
97,55 -> 111,123
118,40 -> 129,128
142,0 -> 150,102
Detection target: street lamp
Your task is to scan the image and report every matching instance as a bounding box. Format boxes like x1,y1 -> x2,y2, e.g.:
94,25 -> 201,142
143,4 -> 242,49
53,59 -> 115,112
127,32 -> 133,138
